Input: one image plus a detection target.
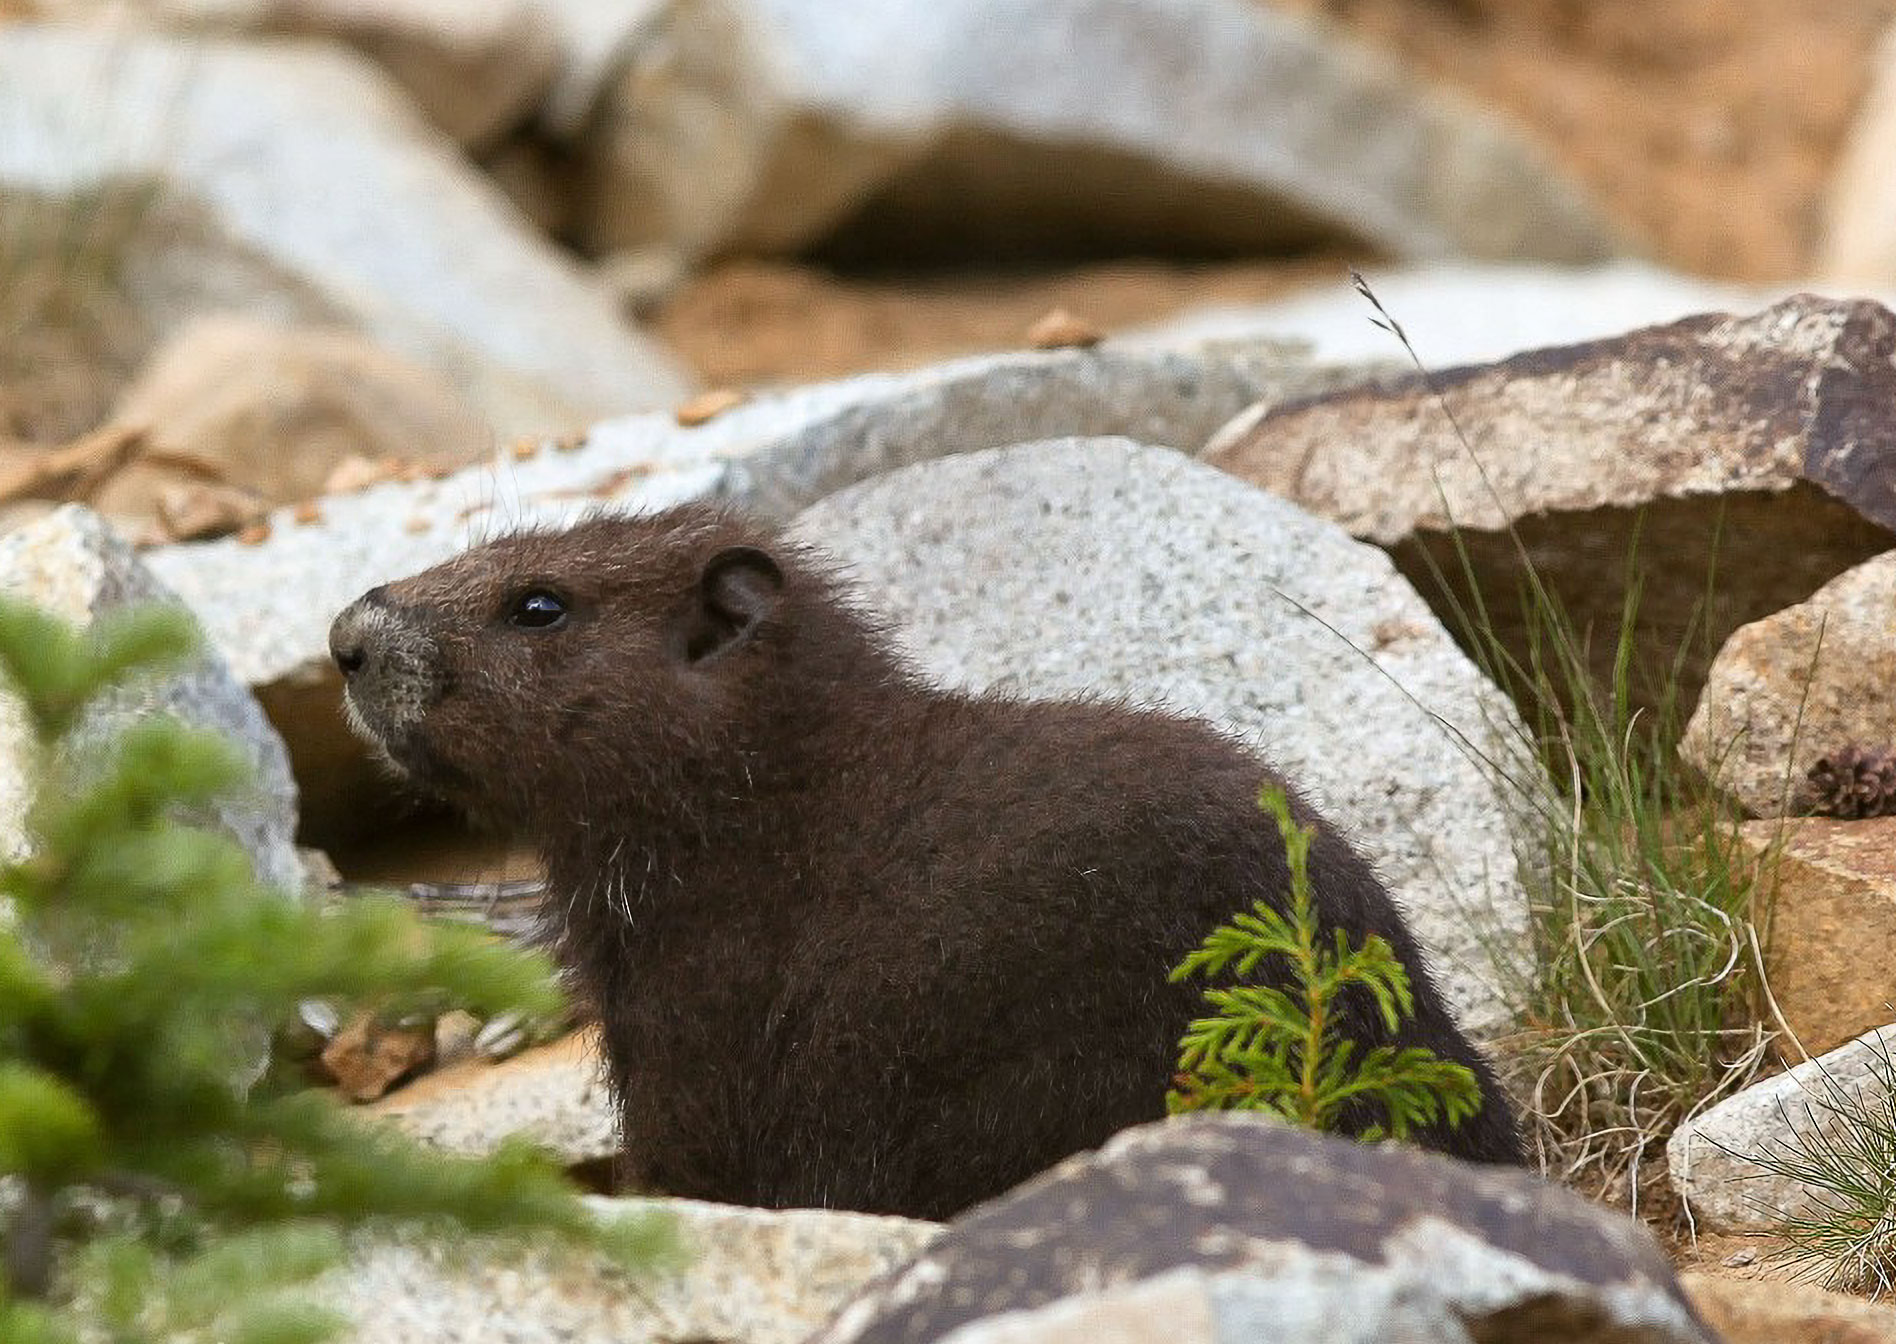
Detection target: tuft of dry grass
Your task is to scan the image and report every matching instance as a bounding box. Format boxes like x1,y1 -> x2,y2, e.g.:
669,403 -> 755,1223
1348,271 -> 1781,1213
0,182 -> 158,443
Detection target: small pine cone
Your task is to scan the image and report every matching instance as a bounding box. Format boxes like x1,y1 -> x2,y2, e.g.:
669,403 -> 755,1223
1806,744 -> 1896,819
1863,749 -> 1896,817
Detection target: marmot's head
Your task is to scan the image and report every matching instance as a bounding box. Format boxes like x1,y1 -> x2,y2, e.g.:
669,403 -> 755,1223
330,505 -> 840,834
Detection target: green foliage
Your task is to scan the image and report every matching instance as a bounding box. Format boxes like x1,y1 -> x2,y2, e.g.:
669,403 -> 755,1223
0,599 -> 672,1341
1167,786 -> 1482,1142
1740,1034 -> 1896,1295
1467,538 -> 1776,1199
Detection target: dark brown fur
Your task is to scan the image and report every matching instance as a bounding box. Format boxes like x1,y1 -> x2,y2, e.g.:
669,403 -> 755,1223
331,504 -> 1524,1219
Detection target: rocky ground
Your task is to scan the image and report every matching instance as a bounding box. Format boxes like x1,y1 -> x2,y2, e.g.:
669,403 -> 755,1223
13,0 -> 1896,1340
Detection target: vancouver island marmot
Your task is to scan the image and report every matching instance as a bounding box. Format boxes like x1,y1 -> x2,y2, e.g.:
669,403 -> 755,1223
330,504 -> 1525,1218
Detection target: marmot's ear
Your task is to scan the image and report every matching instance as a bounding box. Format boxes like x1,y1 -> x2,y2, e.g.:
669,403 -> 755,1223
685,546 -> 784,662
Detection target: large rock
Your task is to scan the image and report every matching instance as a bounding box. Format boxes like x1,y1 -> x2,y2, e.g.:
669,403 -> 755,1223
1669,1024 -> 1896,1234
790,437 -> 1531,1036
94,314 -> 494,518
143,337 -> 1358,847
576,0 -> 1621,266
0,505 -> 301,891
0,26 -> 689,437
1205,294 -> 1896,718
817,1114 -> 1712,1344
30,0 -> 556,148
337,1197 -> 942,1344
1734,817 -> 1896,1060
1683,551 -> 1896,817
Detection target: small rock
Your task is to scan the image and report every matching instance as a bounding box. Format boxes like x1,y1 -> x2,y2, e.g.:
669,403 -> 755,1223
322,1011 -> 436,1103
791,437 -> 1533,1035
323,455 -> 405,496
1721,1248 -> 1759,1268
147,481 -> 266,543
299,999 -> 344,1041
334,1195 -> 941,1344
1736,817 -> 1896,1058
1685,551 -> 1896,817
367,1030 -> 616,1164
1024,307 -> 1102,350
431,1010 -> 481,1069
472,1011 -> 531,1061
1669,1024 -> 1896,1233
816,1113 -> 1713,1344
298,846 -> 342,892
673,387 -> 749,427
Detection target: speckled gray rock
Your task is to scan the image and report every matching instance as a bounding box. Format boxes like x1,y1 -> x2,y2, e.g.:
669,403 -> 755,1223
0,25 -> 688,436
336,1196 -> 942,1344
577,0 -> 1621,265
1669,1025 -> 1896,1234
815,1113 -> 1713,1344
367,1031 -> 617,1165
1671,1023 -> 1896,1237
0,506 -> 301,892
790,437 -> 1532,1036
144,337 -> 1355,845
1682,550 -> 1896,817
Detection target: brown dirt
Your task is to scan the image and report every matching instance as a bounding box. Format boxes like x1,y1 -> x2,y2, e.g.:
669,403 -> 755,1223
1272,0 -> 1896,282
654,255 -> 1349,388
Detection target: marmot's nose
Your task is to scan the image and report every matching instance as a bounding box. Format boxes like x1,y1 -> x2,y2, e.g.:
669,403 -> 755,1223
329,587 -> 389,678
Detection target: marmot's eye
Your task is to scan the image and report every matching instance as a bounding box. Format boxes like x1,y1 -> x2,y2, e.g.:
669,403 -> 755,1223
507,590 -> 568,629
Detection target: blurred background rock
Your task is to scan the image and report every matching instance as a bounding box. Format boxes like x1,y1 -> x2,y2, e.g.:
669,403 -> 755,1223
3,0 -> 1887,544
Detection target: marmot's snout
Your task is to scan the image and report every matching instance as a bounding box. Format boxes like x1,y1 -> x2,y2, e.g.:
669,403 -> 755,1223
329,585 -> 387,679
330,587 -> 438,756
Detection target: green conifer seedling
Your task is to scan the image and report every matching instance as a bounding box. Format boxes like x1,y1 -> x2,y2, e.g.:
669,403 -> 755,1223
0,598 -> 670,1343
1167,786 -> 1483,1141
